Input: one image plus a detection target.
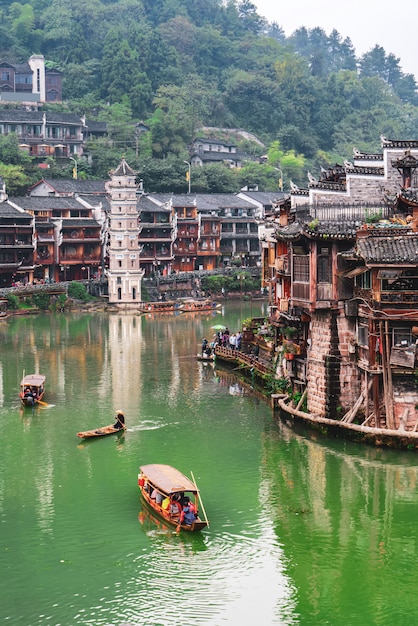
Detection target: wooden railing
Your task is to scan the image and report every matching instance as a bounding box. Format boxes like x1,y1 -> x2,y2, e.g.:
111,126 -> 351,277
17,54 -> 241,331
214,345 -> 274,376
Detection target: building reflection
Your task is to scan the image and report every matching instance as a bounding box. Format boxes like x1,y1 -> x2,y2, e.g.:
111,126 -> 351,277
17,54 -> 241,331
261,421 -> 418,620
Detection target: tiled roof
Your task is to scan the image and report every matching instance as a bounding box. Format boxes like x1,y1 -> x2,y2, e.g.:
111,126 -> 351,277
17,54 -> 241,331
39,179 -> 107,194
305,220 -> 360,239
192,151 -> 243,163
138,195 -> 171,211
9,196 -> 84,210
195,193 -> 256,210
239,191 -> 285,205
0,110 -> 84,124
85,120 -> 107,132
78,194 -> 109,211
111,158 -> 136,176
357,234 -> 418,264
61,219 -> 99,227
0,201 -> 32,219
274,222 -> 304,240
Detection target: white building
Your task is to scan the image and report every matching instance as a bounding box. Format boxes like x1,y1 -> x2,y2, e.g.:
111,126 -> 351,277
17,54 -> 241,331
107,158 -> 144,308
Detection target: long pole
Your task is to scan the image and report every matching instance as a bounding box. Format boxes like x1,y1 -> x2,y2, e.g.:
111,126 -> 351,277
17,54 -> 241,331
184,160 -> 191,194
191,470 -> 209,527
69,156 -> 78,180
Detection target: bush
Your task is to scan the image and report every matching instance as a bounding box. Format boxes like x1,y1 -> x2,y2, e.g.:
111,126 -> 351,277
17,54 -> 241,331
7,294 -> 19,310
68,281 -> 89,301
32,293 -> 50,310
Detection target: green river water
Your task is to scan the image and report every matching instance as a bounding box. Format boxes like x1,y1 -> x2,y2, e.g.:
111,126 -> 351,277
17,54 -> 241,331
1,301 -> 418,626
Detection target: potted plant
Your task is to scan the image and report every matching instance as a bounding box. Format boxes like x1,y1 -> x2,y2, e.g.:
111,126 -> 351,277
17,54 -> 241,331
283,326 -> 298,340
283,340 -> 297,360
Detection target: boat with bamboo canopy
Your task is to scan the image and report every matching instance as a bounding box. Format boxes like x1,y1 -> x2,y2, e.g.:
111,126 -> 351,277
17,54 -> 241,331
138,464 -> 209,532
20,374 -> 46,407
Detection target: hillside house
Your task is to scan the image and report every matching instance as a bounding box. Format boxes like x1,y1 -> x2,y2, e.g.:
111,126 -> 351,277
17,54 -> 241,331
189,137 -> 251,168
0,55 -> 62,104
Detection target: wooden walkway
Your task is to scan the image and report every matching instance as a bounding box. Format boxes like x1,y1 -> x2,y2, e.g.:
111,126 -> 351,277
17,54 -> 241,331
214,345 -> 274,376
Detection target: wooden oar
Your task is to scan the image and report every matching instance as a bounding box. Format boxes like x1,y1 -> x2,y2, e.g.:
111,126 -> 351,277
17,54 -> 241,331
37,400 -> 48,406
191,470 -> 209,528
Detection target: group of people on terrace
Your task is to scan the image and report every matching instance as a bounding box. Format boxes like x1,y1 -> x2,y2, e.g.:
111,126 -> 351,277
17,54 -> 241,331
201,328 -> 243,357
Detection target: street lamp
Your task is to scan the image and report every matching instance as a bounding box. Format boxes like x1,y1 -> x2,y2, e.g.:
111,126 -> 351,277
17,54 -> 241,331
69,156 -> 78,180
183,160 -> 191,194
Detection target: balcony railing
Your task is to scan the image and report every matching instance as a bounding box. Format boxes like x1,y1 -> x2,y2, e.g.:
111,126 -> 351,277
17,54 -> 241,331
381,292 -> 418,304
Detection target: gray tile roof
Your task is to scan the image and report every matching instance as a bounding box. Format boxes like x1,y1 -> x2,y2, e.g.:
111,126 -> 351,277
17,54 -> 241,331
192,152 -> 243,163
195,193 -> 256,210
0,110 -> 83,124
39,179 -> 107,194
138,195 -> 171,211
111,158 -> 136,176
357,234 -> 418,264
61,219 -> 100,227
77,194 -> 107,207
9,196 -> 85,210
0,201 -> 32,219
240,191 -> 285,205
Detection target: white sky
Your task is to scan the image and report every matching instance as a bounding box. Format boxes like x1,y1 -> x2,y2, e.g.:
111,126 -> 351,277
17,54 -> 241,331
253,0 -> 418,80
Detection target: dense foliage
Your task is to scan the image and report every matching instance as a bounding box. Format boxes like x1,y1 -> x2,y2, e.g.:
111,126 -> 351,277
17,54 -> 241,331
1,0 -> 418,191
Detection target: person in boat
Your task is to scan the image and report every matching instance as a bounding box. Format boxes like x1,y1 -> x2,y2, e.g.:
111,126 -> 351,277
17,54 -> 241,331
162,496 -> 170,510
176,492 -> 189,507
24,387 -> 34,403
179,498 -> 197,526
113,410 -> 125,430
201,338 -> 208,356
151,489 -> 164,504
169,497 -> 182,516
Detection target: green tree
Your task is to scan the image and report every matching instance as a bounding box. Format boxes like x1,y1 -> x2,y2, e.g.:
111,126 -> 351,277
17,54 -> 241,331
203,163 -> 237,193
0,163 -> 32,196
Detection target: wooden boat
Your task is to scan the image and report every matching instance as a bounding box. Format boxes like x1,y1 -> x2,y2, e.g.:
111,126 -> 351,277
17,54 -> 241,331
196,353 -> 215,362
138,301 -> 183,314
77,424 -> 126,439
20,374 -> 46,406
138,464 -> 209,532
180,298 -> 221,313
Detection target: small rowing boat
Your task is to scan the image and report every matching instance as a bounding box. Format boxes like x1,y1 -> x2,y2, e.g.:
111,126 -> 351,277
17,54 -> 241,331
138,464 -> 209,532
20,374 -> 46,407
77,424 -> 126,439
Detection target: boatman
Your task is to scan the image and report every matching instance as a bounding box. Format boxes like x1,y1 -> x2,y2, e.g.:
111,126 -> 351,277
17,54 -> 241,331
113,410 -> 125,430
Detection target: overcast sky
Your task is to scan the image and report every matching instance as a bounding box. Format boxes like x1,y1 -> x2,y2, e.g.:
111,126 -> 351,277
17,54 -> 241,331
253,0 -> 418,80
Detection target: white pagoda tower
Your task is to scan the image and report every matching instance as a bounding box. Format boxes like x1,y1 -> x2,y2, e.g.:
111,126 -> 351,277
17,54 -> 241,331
107,157 -> 144,308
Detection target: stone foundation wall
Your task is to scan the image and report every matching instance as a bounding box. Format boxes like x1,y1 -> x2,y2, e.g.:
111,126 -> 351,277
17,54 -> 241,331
307,308 -> 361,418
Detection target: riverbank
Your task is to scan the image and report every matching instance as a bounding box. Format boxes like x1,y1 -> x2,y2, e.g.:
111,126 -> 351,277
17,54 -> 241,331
214,344 -> 418,451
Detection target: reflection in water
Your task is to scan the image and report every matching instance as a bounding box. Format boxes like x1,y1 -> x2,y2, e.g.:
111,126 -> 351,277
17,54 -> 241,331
261,421 -> 418,624
2,309 -> 418,624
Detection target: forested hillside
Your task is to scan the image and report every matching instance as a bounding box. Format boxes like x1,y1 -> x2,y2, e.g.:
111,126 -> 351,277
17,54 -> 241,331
1,0 -> 418,192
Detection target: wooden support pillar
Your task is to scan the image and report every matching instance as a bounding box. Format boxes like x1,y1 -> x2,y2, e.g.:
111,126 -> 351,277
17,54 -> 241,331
384,321 -> 395,430
373,374 -> 380,428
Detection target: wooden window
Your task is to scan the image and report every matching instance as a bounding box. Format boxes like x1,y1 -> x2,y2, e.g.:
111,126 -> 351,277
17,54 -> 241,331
293,255 -> 309,282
